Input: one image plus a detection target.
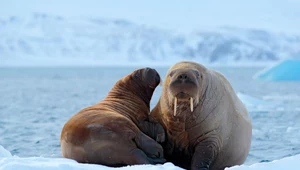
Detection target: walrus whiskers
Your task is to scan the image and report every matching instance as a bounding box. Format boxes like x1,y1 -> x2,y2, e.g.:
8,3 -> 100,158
190,97 -> 193,112
174,97 -> 177,116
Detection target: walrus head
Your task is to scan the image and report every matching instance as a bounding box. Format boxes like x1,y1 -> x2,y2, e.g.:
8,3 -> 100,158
122,67 -> 161,105
131,67 -> 161,90
132,67 -> 161,89
164,61 -> 207,117
168,68 -> 201,116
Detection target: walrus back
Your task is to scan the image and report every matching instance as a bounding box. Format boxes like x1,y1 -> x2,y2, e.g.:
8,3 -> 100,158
60,107 -> 139,156
208,69 -> 252,169
211,69 -> 251,123
61,107 -> 165,165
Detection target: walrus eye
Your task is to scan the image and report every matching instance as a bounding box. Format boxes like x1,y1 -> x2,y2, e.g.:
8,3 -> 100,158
193,70 -> 201,78
169,71 -> 175,77
133,72 -> 139,79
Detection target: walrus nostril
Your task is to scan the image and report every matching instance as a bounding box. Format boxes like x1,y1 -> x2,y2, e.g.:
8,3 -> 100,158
177,74 -> 188,80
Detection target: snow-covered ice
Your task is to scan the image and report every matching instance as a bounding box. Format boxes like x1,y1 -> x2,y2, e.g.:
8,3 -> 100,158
0,14 -> 300,67
0,145 -> 182,170
227,154 -> 300,170
1,145 -> 300,170
253,59 -> 300,81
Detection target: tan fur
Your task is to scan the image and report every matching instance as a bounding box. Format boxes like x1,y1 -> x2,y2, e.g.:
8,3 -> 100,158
150,61 -> 252,170
60,68 -> 165,166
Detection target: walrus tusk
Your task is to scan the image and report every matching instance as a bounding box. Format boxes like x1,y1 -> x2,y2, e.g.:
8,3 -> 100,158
174,97 -> 177,116
190,97 -> 193,112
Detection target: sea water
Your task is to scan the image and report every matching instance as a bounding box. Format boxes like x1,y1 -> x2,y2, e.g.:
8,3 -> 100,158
0,66 -> 299,165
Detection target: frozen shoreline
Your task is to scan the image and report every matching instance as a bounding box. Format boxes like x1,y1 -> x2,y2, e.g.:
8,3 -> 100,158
1,145 -> 300,170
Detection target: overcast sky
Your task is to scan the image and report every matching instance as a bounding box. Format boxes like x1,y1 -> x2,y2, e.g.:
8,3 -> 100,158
0,0 -> 299,33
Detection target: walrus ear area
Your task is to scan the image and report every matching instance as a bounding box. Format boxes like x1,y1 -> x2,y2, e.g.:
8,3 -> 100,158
132,71 -> 140,79
169,70 -> 177,77
132,68 -> 144,80
192,70 -> 202,79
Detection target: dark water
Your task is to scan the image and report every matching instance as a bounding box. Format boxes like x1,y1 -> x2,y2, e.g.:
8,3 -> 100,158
0,66 -> 299,165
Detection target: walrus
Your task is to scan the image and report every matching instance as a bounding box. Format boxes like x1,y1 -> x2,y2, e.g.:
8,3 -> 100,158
150,61 -> 252,170
60,67 -> 166,167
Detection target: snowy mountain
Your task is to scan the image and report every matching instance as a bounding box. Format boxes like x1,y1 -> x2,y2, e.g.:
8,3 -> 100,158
1,13 -> 300,66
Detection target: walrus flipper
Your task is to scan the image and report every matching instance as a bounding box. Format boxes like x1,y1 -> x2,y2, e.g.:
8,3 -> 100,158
191,137 -> 219,170
134,132 -> 165,160
147,157 -> 167,164
128,148 -> 166,165
137,121 -> 165,143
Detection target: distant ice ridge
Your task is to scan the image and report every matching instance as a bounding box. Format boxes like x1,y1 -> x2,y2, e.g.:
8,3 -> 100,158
237,92 -> 280,112
236,92 -> 298,112
1,145 -> 300,170
0,145 -> 11,158
253,59 -> 300,81
1,13 -> 300,66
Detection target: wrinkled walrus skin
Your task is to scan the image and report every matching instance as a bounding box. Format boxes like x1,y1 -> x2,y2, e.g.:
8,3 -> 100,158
60,68 -> 166,167
150,61 -> 252,170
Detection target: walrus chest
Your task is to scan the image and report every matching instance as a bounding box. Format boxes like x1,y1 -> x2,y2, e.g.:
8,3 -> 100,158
164,116 -> 194,169
163,107 -> 199,156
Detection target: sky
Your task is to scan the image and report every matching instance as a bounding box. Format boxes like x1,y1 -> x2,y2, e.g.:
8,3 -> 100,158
0,0 -> 300,33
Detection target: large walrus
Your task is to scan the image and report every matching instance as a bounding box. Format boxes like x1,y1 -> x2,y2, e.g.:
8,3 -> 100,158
150,61 -> 252,170
60,68 -> 166,167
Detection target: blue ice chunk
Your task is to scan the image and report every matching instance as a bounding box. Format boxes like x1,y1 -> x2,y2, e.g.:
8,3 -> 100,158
253,59 -> 300,81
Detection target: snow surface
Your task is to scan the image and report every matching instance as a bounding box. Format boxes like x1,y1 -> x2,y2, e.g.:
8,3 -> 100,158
1,0 -> 300,66
0,14 -> 300,67
227,154 -> 300,170
253,59 -> 300,81
1,145 -> 300,170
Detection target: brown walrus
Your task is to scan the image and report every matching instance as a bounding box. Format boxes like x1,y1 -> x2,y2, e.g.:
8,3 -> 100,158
150,61 -> 252,170
60,67 -> 166,167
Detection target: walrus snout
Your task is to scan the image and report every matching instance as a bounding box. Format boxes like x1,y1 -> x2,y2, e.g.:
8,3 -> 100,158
169,69 -> 199,100
168,69 -> 200,116
142,67 -> 161,89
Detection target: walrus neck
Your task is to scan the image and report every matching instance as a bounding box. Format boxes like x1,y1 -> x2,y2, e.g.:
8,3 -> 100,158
198,72 -> 223,115
103,82 -> 153,123
117,81 -> 153,106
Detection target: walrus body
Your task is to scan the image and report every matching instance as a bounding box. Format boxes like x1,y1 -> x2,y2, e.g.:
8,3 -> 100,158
150,61 -> 252,170
61,68 -> 165,167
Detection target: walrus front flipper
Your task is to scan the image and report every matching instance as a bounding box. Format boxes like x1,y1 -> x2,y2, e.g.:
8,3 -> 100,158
138,121 -> 166,143
191,137 -> 219,170
129,148 -> 166,165
134,132 -> 165,160
147,157 -> 167,164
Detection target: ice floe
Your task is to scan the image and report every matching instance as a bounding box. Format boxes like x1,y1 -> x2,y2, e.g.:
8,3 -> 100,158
253,59 -> 300,81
